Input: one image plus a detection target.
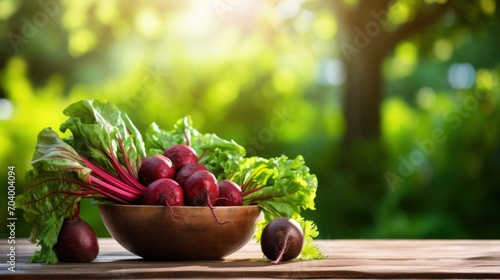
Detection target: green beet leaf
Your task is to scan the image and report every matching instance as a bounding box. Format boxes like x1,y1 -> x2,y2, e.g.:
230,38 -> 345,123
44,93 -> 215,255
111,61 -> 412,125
17,128 -> 95,263
60,99 -> 146,179
17,99 -> 147,263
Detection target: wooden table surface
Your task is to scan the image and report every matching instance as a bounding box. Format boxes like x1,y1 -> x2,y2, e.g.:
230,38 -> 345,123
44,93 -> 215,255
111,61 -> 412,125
1,238 -> 499,279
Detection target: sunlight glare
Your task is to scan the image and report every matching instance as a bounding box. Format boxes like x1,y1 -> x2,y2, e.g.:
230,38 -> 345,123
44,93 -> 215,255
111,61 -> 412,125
293,10 -> 314,33
173,1 -> 217,39
135,8 -> 162,39
276,0 -> 302,19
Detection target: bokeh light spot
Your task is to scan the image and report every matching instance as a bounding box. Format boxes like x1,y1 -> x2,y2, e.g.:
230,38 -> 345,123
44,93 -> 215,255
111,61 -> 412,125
433,39 -> 453,61
0,98 -> 14,120
416,87 -> 436,110
276,0 -> 302,19
448,63 -> 476,89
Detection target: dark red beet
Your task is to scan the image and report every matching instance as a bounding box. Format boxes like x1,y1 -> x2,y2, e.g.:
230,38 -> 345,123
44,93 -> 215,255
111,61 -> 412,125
184,170 -> 227,224
138,155 -> 175,187
142,178 -> 184,206
143,178 -> 184,219
184,170 -> 218,206
53,217 -> 99,262
175,163 -> 207,187
216,180 -> 243,206
260,217 -> 304,264
163,144 -> 199,171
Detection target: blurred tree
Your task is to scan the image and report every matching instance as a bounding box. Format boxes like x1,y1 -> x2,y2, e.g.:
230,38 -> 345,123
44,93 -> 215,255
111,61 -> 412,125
329,0 -> 495,143
1,0 -> 500,240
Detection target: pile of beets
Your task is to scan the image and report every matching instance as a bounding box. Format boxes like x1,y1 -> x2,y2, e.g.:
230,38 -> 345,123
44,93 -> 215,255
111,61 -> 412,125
55,144 -> 305,264
139,144 -> 242,209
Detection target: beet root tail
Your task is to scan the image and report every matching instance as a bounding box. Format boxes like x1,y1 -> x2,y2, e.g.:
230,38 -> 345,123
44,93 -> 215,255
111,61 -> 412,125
207,199 -> 230,225
271,232 -> 290,264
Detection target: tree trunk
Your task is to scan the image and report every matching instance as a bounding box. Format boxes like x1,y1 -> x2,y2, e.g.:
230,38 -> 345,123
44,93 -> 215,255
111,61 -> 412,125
343,52 -> 383,144
331,1 -> 452,145
332,1 -> 389,145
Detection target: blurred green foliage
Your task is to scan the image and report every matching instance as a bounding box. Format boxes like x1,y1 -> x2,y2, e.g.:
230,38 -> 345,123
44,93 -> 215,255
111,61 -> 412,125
1,0 -> 499,240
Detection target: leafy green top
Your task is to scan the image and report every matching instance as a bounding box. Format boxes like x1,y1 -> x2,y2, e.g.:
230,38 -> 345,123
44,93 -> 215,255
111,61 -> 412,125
17,99 -> 147,263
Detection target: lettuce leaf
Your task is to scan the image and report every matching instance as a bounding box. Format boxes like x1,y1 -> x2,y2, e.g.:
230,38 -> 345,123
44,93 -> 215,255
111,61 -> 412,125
230,156 -> 326,260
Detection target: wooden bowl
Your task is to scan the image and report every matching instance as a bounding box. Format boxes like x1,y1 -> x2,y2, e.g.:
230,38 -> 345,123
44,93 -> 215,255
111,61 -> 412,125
98,204 -> 261,261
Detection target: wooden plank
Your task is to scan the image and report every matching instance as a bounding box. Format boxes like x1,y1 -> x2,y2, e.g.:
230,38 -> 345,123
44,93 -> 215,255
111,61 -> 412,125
1,239 -> 499,279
